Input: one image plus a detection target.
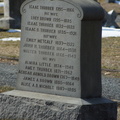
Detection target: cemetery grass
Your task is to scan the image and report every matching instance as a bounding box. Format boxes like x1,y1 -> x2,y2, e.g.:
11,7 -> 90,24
102,37 -> 120,78
0,32 -> 20,58
0,86 -> 14,93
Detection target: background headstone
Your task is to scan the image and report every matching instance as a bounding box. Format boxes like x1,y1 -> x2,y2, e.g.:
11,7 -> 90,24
108,0 -> 115,2
0,0 -> 25,29
103,10 -> 120,28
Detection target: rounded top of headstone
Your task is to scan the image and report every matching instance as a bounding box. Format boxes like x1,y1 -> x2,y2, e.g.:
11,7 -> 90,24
21,0 -> 104,21
75,0 -> 104,20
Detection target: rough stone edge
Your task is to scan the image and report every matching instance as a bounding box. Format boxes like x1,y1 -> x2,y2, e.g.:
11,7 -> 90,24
0,91 -> 117,120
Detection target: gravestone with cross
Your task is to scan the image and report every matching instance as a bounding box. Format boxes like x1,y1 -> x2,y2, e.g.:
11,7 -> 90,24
0,0 -> 25,29
103,10 -> 119,28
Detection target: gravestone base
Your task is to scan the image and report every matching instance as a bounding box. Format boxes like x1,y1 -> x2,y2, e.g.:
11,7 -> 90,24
0,17 -> 15,29
0,90 -> 117,120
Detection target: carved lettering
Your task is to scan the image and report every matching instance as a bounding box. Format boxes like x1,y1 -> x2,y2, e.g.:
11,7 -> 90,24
29,5 -> 39,9
18,0 -> 81,97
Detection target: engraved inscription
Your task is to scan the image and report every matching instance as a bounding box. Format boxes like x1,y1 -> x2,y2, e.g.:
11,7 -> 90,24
17,0 -> 81,97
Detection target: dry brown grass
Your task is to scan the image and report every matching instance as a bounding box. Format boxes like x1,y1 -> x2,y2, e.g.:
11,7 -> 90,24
102,37 -> 120,78
0,41 -> 20,58
0,31 -> 20,39
101,3 -> 120,13
102,37 -> 120,70
98,0 -> 120,15
0,7 -> 3,14
0,86 -> 14,93
0,32 -> 20,64
0,31 -> 20,58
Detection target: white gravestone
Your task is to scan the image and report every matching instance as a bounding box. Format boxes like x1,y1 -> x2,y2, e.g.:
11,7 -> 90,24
17,0 -> 104,98
17,0 -> 83,97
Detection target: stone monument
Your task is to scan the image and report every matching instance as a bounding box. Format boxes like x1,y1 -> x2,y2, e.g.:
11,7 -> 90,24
17,0 -> 103,99
0,0 -> 25,29
0,0 -> 117,119
103,10 -> 119,28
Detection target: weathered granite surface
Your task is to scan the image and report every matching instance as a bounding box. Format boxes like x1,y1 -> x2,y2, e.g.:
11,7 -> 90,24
0,91 -> 117,120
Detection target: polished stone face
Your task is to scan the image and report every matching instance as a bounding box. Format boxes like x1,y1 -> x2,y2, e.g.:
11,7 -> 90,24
17,0 -> 82,97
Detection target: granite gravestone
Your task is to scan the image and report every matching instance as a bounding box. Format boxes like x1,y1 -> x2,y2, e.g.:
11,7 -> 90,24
17,0 -> 103,98
0,0 -> 117,120
17,0 -> 81,98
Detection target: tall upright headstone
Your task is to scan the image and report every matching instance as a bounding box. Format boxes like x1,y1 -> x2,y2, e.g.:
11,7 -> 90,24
0,0 -> 117,120
0,0 -> 25,29
17,0 -> 103,98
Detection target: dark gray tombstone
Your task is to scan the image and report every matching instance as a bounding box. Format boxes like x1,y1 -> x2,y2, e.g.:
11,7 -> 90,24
103,10 -> 119,28
0,0 -> 117,119
0,0 -> 25,29
108,0 -> 115,2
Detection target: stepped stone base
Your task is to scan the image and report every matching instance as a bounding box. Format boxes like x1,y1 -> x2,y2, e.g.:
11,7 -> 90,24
0,90 -> 117,120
